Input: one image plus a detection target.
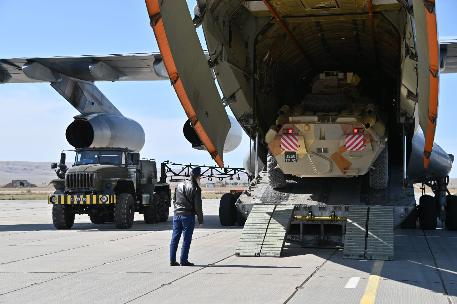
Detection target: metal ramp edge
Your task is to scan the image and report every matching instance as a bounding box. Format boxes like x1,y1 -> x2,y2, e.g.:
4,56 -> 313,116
236,204 -> 294,257
343,206 -> 394,260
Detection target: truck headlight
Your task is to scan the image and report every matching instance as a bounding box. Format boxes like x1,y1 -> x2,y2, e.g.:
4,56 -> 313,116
50,195 -> 57,203
100,195 -> 108,203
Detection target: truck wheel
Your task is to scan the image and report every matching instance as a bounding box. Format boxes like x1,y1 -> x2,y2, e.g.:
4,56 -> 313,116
445,195 -> 457,230
369,145 -> 389,190
104,211 -> 114,223
267,154 -> 286,189
114,193 -> 135,229
418,195 -> 437,230
219,193 -> 236,226
143,194 -> 158,224
52,205 -> 75,230
156,191 -> 170,222
90,215 -> 105,225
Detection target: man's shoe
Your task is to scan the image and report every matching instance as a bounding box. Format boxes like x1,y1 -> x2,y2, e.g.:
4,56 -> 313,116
170,261 -> 180,266
180,261 -> 194,266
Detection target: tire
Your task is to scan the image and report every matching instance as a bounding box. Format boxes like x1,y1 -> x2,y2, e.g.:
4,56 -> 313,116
52,204 -> 75,230
418,195 -> 437,230
104,211 -> 114,223
400,207 -> 417,229
369,145 -> 389,190
90,214 -> 105,225
219,193 -> 236,226
114,193 -> 135,229
446,195 -> 457,230
156,191 -> 170,222
143,193 -> 158,224
236,207 -> 246,226
267,154 -> 286,189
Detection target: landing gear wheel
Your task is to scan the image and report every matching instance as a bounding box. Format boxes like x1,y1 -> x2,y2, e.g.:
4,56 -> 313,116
445,195 -> 457,230
236,208 -> 246,226
267,154 -> 286,189
418,195 -> 437,230
90,214 -> 105,224
219,193 -> 236,226
156,191 -> 170,222
143,194 -> 158,224
369,145 -> 389,190
400,207 -> 417,229
114,193 -> 135,229
52,204 -> 75,230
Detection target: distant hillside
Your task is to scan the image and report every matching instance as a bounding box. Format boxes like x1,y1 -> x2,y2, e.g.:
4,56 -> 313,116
0,161 -> 56,186
0,161 -> 455,189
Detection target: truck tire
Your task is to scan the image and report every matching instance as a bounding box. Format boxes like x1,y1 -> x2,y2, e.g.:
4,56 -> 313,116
90,215 -> 105,225
445,195 -> 457,230
219,193 -> 236,226
104,211 -> 114,223
52,205 -> 75,230
143,194 -> 158,224
369,145 -> 389,190
268,154 -> 286,189
156,191 -> 170,222
418,195 -> 437,230
114,193 -> 135,229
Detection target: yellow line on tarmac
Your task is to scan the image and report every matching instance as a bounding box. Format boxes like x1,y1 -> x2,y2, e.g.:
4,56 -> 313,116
360,260 -> 384,304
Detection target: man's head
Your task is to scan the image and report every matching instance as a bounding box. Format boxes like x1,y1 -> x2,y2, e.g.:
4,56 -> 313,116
191,167 -> 202,181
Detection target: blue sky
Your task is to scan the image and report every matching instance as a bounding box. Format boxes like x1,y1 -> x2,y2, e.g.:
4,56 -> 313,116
0,1 -> 456,177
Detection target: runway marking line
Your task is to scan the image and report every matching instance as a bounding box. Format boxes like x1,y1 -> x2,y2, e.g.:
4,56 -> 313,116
345,277 -> 360,289
360,260 -> 384,304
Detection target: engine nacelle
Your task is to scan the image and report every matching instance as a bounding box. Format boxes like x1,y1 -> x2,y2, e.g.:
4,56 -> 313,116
183,115 -> 242,153
66,113 -> 145,152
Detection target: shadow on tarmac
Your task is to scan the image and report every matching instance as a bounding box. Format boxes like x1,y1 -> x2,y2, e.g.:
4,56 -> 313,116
281,228 -> 457,298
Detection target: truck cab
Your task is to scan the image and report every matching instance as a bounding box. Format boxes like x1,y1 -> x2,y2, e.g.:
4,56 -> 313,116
49,148 -> 170,230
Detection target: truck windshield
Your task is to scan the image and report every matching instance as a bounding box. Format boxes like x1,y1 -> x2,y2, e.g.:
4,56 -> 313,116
75,150 -> 124,166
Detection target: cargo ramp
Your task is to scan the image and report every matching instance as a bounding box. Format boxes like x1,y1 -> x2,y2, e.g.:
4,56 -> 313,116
235,166 -> 414,260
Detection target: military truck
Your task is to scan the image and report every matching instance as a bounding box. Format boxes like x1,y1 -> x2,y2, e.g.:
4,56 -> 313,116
48,148 -> 170,229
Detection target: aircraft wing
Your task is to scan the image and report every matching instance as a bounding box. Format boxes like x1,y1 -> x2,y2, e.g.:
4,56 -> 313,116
441,38 -> 457,73
0,53 -> 168,83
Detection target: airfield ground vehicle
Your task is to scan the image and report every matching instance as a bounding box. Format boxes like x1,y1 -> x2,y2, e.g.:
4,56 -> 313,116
48,148 -> 170,229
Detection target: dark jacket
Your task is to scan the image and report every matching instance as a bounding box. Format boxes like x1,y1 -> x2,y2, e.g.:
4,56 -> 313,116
173,179 -> 203,224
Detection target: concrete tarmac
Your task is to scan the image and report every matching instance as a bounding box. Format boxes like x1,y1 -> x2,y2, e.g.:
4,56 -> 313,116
1,200 -> 457,304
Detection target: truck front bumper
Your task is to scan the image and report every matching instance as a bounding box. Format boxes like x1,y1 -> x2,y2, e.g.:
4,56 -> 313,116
48,194 -> 117,205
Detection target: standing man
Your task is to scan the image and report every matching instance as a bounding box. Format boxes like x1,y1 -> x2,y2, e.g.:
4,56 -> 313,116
170,167 -> 204,266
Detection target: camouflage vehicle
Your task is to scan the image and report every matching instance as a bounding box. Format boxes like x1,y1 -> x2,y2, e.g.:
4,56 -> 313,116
48,148 -> 170,229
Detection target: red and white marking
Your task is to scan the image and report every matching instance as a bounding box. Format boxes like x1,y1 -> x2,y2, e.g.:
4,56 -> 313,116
281,134 -> 299,151
345,134 -> 365,151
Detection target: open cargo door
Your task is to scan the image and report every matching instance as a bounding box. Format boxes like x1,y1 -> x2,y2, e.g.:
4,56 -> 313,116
145,0 -> 230,167
412,0 -> 439,169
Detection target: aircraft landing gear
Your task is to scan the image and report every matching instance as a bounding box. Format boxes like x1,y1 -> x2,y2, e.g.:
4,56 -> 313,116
418,194 -> 437,230
445,195 -> 457,230
419,177 -> 454,230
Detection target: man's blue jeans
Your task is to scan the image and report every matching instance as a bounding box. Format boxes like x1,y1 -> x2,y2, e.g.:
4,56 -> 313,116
170,215 -> 195,264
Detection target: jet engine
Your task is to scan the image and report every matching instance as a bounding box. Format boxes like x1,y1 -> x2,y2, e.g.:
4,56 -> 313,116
66,113 -> 145,152
183,115 -> 242,153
